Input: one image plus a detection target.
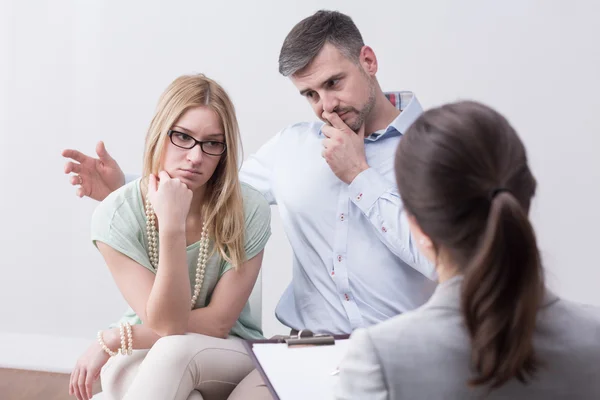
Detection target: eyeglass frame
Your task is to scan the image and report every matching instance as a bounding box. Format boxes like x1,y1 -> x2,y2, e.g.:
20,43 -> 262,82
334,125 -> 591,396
167,129 -> 227,156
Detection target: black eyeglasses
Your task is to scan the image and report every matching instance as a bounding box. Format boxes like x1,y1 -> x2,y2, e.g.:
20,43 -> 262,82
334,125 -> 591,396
167,130 -> 227,156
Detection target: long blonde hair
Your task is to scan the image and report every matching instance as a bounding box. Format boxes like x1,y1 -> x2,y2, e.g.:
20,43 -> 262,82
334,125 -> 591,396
142,74 -> 246,270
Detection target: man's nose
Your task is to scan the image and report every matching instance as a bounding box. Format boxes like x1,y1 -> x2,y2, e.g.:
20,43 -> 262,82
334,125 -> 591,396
321,92 -> 340,114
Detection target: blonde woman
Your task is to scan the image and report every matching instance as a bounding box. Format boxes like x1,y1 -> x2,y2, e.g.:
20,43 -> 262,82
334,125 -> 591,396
69,74 -> 271,400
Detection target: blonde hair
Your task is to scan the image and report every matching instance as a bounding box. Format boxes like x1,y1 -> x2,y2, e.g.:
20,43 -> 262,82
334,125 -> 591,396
142,74 -> 246,270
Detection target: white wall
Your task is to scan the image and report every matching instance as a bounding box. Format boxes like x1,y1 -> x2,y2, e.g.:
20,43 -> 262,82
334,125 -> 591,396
1,0 -> 599,371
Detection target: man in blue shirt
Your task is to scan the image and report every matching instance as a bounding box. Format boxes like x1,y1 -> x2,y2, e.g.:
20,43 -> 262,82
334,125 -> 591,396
63,10 -> 436,398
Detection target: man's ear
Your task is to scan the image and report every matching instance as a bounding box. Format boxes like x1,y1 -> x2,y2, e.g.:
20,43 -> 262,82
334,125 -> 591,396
359,46 -> 378,76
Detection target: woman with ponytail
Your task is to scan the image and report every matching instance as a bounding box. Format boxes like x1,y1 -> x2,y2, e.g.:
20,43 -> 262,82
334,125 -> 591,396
336,101 -> 600,399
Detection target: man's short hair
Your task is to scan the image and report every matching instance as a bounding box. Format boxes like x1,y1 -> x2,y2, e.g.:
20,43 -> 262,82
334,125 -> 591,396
278,10 -> 365,77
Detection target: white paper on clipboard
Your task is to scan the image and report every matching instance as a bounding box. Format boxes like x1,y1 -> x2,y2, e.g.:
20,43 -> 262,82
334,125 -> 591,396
251,339 -> 351,400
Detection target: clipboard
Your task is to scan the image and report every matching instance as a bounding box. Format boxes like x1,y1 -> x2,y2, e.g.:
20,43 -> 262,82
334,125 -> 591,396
243,333 -> 351,400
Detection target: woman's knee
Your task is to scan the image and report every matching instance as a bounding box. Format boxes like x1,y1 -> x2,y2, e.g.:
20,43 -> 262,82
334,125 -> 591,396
149,334 -> 199,366
101,351 -> 148,398
228,369 -> 272,400
148,333 -> 237,367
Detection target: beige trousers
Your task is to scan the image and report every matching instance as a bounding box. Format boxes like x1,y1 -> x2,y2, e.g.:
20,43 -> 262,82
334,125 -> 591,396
227,332 -> 302,400
227,369 -> 273,400
100,333 -> 254,400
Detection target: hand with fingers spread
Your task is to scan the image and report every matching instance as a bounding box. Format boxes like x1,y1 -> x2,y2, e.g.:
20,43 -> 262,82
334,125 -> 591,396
321,111 -> 370,184
69,332 -> 114,400
147,171 -> 193,231
62,141 -> 126,201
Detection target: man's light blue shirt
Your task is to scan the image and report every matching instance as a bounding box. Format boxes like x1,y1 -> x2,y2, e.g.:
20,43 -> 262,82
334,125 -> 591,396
240,92 -> 437,334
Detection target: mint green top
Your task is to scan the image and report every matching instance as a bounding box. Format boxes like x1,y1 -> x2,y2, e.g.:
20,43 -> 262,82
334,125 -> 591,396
90,179 -> 271,340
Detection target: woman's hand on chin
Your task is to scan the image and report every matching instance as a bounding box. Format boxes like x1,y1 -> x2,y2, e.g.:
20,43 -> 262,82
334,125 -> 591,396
147,171 -> 193,231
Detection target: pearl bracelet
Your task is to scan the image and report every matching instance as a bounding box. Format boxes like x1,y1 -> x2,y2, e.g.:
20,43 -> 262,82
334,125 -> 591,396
97,331 -> 118,357
119,322 -> 133,356
119,323 -> 126,355
125,322 -> 133,355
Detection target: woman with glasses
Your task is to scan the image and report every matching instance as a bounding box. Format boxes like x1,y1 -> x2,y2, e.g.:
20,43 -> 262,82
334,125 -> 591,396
69,74 -> 271,400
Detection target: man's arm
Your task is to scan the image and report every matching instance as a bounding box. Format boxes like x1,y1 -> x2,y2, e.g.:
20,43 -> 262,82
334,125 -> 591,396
239,132 -> 282,205
62,141 -> 126,201
321,112 -> 435,280
62,131 -> 281,203
349,168 -> 436,279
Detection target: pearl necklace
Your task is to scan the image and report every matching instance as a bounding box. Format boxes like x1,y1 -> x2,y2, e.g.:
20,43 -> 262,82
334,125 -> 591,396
145,197 -> 209,309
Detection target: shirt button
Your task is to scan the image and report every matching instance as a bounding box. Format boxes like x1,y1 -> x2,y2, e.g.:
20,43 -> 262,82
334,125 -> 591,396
382,226 -> 387,233
340,213 -> 345,221
337,255 -> 342,262
344,294 -> 350,301
356,193 -> 363,201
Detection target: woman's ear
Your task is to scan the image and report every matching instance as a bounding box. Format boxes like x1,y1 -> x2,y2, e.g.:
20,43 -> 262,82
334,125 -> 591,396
407,215 -> 431,246
407,214 -> 436,261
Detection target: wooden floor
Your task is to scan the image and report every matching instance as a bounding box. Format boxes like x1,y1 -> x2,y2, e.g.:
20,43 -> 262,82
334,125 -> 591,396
0,368 -> 101,400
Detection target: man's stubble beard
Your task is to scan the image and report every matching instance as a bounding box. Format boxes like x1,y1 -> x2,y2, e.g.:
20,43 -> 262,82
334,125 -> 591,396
348,81 -> 377,133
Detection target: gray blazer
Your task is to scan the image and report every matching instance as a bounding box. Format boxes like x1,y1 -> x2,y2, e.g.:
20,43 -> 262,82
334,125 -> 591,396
335,276 -> 600,400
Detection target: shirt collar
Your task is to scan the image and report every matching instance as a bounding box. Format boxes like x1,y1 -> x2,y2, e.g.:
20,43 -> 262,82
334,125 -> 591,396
369,91 -> 423,141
